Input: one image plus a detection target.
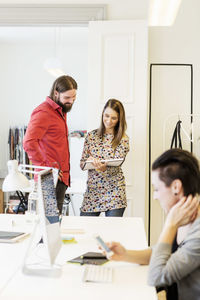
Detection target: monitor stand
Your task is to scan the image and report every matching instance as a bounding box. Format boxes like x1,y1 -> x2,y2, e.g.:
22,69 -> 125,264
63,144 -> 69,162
22,218 -> 62,278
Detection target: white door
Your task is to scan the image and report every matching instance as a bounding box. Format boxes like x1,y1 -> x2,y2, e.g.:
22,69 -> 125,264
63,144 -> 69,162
87,21 -> 148,221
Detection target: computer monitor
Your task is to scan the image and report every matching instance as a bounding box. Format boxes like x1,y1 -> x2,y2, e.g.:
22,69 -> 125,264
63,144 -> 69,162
22,169 -> 62,277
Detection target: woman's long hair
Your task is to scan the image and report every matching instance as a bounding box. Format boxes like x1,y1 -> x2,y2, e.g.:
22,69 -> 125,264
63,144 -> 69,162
98,99 -> 127,149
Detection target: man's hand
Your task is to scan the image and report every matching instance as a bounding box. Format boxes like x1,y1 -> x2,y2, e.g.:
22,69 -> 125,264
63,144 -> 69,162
58,170 -> 63,181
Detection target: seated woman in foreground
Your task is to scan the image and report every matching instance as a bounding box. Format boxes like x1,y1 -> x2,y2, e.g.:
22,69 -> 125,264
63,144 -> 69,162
106,149 -> 200,300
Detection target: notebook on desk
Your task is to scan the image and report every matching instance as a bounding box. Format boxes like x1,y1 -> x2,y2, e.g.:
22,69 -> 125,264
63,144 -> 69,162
68,252 -> 108,265
0,230 -> 29,243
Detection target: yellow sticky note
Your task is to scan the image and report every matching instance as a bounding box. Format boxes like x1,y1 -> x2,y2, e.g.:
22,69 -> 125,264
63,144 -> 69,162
62,237 -> 77,244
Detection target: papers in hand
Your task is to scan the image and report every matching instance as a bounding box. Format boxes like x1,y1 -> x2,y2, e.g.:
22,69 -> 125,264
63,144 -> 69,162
83,158 -> 124,170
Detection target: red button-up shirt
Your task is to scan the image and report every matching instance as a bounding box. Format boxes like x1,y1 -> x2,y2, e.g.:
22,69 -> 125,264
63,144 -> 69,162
23,97 -> 70,186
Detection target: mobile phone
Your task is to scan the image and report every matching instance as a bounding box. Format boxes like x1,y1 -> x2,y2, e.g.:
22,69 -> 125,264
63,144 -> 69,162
94,235 -> 114,259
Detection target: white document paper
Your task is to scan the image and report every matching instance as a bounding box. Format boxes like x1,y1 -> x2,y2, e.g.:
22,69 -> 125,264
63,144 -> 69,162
83,158 -> 124,170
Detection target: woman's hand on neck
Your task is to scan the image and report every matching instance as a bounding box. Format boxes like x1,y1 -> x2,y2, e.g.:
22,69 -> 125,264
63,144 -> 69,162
158,196 -> 199,245
177,203 -> 200,244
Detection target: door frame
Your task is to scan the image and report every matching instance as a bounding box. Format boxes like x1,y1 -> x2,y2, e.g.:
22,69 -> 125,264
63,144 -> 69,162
0,4 -> 106,25
148,63 -> 193,245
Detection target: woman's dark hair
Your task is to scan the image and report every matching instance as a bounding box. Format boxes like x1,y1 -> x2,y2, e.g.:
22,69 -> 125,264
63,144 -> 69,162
49,75 -> 77,101
152,148 -> 200,196
98,99 -> 127,149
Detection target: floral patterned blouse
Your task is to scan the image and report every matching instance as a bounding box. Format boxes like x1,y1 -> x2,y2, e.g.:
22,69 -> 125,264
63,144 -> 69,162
80,129 -> 130,212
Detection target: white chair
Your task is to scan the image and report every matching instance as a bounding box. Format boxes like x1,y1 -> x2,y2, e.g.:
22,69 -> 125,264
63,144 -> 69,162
62,178 -> 86,216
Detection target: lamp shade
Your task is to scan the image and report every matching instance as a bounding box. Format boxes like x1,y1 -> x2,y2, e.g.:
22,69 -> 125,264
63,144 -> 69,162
2,160 -> 30,192
43,57 -> 66,77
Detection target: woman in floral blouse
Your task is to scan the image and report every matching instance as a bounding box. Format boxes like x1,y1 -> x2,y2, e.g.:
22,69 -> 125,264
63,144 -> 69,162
80,99 -> 129,217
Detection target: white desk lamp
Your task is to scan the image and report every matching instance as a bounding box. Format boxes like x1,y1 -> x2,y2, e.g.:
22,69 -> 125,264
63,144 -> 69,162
3,160 -> 59,190
2,160 -> 30,192
2,160 -> 59,214
3,160 -> 61,277
2,160 -> 31,213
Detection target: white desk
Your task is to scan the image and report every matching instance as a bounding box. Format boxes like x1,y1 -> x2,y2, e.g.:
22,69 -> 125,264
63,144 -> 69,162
0,215 -> 157,300
0,214 -> 35,295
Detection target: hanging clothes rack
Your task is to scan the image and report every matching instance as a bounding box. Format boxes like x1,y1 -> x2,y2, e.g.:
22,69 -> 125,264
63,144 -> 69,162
8,125 -> 29,165
163,113 -> 200,152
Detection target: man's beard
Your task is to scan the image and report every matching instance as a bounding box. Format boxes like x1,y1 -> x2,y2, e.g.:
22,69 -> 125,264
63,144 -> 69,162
57,100 -> 72,113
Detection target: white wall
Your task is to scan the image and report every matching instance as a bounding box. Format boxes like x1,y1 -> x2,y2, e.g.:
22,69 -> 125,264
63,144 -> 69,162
148,0 -> 200,244
0,26 -> 88,174
149,0 -> 200,113
0,1 -> 149,177
0,1 -> 149,225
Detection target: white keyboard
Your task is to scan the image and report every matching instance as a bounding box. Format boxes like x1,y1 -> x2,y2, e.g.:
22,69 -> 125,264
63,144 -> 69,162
82,265 -> 113,283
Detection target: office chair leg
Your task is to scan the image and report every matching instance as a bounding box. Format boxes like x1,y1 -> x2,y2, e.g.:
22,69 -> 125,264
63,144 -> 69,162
15,191 -> 27,214
62,194 -> 76,216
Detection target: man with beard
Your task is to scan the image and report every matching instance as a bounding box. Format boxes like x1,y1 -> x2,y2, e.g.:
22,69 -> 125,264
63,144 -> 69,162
23,75 -> 77,214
